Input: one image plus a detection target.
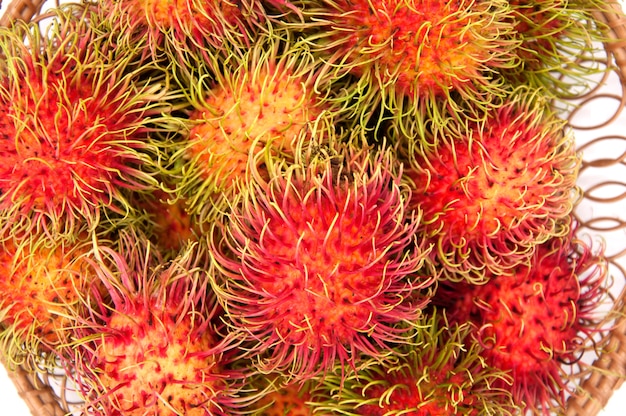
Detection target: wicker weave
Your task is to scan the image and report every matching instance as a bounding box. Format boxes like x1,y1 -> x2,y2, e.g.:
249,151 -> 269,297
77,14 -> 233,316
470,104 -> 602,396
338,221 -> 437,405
1,0 -> 626,415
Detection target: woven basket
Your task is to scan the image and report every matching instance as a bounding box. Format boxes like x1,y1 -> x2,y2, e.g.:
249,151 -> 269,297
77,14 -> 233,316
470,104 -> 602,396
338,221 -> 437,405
1,0 -> 626,415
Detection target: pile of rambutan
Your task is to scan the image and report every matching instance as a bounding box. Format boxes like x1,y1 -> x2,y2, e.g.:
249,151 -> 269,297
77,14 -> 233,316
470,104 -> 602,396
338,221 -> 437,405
0,0 -> 622,415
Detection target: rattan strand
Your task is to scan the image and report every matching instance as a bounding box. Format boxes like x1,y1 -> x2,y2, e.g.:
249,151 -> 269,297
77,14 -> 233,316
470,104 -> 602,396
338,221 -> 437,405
0,0 -> 44,26
1,0 -> 626,415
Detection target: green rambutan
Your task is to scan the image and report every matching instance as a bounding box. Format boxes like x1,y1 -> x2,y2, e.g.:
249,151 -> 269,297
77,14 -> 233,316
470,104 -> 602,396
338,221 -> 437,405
0,6 -> 168,235
166,35 -> 341,222
0,228 -> 96,369
312,310 -> 519,415
400,87 -> 580,282
209,137 -> 435,381
70,233 -> 247,415
434,225 -> 609,414
292,0 -> 519,129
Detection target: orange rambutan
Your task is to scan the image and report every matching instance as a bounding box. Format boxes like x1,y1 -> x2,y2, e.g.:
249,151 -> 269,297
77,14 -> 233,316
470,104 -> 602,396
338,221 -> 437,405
165,35 -> 340,222
0,228 -> 96,369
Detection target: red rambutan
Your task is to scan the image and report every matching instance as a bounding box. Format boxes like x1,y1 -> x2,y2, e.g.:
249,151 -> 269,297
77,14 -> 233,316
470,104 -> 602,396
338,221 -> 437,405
435,226 -> 609,414
0,6 -> 168,234
209,138 -> 435,381
401,87 -> 580,282
293,0 -> 519,128
71,233 -> 247,415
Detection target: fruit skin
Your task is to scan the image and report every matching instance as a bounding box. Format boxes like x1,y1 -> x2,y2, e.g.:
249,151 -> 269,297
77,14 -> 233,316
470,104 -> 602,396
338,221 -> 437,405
435,225 -> 609,414
209,136 -> 435,381
0,5 -> 168,235
400,87 -> 580,283
290,0 -> 519,131
311,310 -> 519,416
0,229 -> 96,370
70,232 -> 247,416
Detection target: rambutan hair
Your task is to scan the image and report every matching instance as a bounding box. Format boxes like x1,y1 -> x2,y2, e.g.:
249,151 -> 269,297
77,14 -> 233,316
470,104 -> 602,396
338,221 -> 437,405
208,135 -> 435,381
162,34 -> 343,223
0,5 -> 170,236
434,223 -> 611,414
69,230 -> 251,415
400,86 -> 581,282
311,310 -> 519,415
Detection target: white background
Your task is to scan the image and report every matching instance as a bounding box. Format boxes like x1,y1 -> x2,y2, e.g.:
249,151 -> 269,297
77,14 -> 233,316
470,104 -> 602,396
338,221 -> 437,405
1,0 -> 626,414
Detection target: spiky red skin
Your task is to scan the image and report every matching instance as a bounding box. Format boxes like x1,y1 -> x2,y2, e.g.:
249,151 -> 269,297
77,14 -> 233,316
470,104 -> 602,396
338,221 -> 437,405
436,232 -> 607,413
210,150 -> 433,379
0,33 -> 154,229
402,97 -> 579,280
73,246 -> 244,416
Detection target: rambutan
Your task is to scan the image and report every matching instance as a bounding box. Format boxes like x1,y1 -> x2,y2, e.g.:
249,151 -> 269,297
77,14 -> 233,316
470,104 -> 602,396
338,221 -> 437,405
166,36 -> 340,222
92,0 -> 308,70
293,0 -> 519,129
0,6 -> 168,235
70,233 -> 247,415
312,310 -> 519,415
400,87 -> 580,282
209,138 -> 435,381
0,228 -> 96,369
435,226 -> 609,414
